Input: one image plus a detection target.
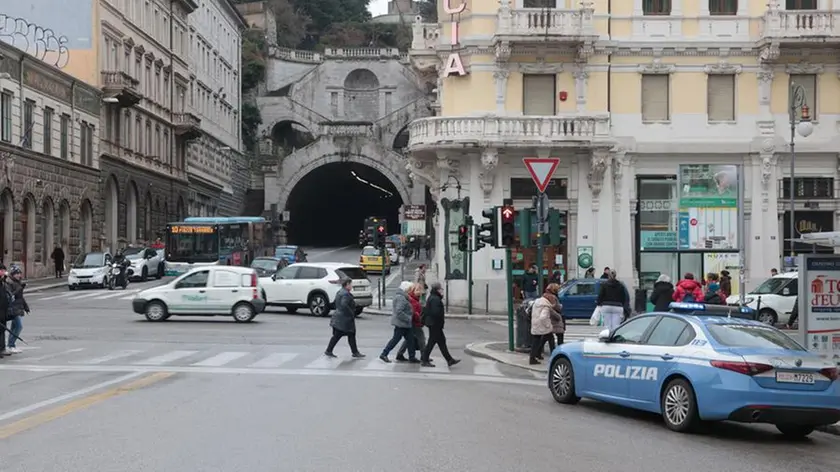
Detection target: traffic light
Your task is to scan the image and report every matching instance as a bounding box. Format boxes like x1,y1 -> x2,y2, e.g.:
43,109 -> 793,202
457,225 -> 468,251
500,204 -> 515,247
478,207 -> 502,248
518,210 -> 532,248
549,209 -> 567,246
373,225 -> 386,248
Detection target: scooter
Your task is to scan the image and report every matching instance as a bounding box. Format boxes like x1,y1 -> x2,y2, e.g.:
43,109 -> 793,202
108,262 -> 133,290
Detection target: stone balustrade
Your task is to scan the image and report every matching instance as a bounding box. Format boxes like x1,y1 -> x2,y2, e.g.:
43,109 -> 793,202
497,7 -> 595,39
323,48 -> 402,59
761,9 -> 840,39
321,123 -> 375,137
408,115 -> 611,151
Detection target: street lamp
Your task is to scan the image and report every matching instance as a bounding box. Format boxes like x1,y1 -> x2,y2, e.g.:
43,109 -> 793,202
788,82 -> 814,260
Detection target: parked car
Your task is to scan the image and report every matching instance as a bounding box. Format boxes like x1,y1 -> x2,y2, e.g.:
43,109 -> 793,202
132,266 -> 265,323
359,245 -> 390,274
547,302 -> 840,437
259,262 -> 372,316
275,245 -> 307,264
68,252 -> 113,290
250,256 -> 288,277
123,246 -> 165,281
384,241 -> 401,265
726,272 -> 797,325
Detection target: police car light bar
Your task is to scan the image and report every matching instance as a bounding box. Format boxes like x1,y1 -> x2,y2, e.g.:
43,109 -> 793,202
668,302 -> 757,321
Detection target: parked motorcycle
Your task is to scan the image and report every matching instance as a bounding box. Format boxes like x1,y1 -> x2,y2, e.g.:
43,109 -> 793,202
108,261 -> 133,290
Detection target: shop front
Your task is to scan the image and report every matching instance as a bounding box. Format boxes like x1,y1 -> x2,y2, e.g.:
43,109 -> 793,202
782,210 -> 836,258
636,165 -> 742,308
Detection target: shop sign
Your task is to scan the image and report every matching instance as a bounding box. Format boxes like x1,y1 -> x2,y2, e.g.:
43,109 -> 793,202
798,255 -> 840,364
639,199 -> 673,211
640,231 -> 678,250
442,0 -> 467,77
677,164 -> 739,250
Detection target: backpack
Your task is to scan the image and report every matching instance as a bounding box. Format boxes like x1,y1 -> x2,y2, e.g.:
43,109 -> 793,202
682,292 -> 695,303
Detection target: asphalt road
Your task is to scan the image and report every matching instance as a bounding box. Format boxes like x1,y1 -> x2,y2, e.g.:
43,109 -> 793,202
1,246 -> 839,471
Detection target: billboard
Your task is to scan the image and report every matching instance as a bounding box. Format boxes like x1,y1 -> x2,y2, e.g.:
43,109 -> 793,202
0,1 -> 93,70
798,255 -> 840,364
677,164 -> 738,250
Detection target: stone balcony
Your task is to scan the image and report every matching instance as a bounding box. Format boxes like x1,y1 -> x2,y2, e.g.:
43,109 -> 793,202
407,115 -> 611,153
760,8 -> 840,46
495,6 -> 596,45
101,71 -> 141,107
173,112 -> 202,140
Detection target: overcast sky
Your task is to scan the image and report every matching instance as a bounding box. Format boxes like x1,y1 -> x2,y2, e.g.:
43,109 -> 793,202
369,0 -> 388,16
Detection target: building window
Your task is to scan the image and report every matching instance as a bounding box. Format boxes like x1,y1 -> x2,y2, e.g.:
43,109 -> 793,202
80,121 -> 88,164
43,107 -> 54,155
146,120 -> 152,155
781,177 -> 834,199
707,75 -> 735,122
709,0 -> 738,14
0,91 -> 11,142
511,178 -> 567,200
524,0 -> 555,6
86,124 -> 94,166
786,0 -> 817,9
522,74 -> 556,116
60,114 -> 69,159
163,131 -> 170,164
643,0 -> 672,15
155,126 -> 161,159
22,99 -> 36,149
641,74 -> 670,122
789,74 -> 817,120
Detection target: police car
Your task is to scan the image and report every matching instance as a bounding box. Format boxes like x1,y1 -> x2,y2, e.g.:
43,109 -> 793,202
547,302 -> 840,437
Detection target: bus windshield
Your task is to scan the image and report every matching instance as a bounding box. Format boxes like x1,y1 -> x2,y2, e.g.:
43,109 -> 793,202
166,227 -> 219,263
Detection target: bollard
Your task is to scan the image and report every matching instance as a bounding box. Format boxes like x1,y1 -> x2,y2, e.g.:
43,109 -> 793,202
515,301 -> 532,352
485,283 -> 489,314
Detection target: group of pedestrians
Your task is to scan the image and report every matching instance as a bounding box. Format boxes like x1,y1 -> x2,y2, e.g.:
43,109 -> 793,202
649,270 -> 732,312
1,264 -> 30,359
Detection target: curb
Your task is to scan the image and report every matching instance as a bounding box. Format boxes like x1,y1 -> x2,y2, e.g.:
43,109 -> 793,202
362,307 -> 508,321
817,423 -> 840,436
26,282 -> 66,293
464,342 -> 544,373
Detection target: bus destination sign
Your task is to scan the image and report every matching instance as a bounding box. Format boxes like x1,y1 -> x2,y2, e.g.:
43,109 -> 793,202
170,225 -> 215,234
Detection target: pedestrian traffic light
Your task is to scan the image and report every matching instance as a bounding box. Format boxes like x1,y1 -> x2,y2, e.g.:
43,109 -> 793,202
373,225 -> 386,248
549,209 -> 566,246
500,204 -> 515,247
478,206 -> 502,248
457,225 -> 468,251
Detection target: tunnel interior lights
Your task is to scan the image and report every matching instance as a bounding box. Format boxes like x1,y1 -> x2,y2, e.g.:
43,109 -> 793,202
350,170 -> 393,197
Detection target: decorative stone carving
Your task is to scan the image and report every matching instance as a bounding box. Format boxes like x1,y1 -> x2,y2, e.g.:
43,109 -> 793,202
637,58 -> 675,74
786,62 -> 824,75
479,148 -> 498,196
759,43 -> 780,62
761,138 -> 775,154
437,153 -> 459,176
576,41 -> 595,62
406,156 -> 437,189
704,59 -> 742,75
493,69 -> 510,113
761,154 -> 778,187
494,41 -> 511,63
573,67 -> 588,111
519,59 -> 563,74
757,66 -> 774,106
588,150 -> 611,197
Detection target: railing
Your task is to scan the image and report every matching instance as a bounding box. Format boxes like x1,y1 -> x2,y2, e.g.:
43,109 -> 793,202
407,115 -> 610,149
761,9 -> 840,38
498,8 -> 595,38
320,123 -> 374,136
173,112 -> 200,128
268,46 -> 323,64
323,48 -> 402,59
101,71 -> 138,89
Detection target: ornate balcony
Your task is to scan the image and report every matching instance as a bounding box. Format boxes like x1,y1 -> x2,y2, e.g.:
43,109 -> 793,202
173,112 -> 202,140
101,71 -> 141,107
407,115 -> 611,153
760,8 -> 840,48
495,7 -> 596,46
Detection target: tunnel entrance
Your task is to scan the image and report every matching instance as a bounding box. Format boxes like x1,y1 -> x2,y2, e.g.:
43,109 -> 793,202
285,162 -> 403,246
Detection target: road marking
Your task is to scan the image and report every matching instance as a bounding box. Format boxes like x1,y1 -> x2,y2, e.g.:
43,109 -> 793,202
133,350 -> 198,365
306,245 -> 354,261
92,290 -> 139,300
420,362 -> 450,374
75,350 -> 144,365
24,348 -> 85,363
119,295 -> 137,300
0,363 -> 544,386
191,351 -> 248,367
36,292 -> 78,301
248,353 -> 298,368
303,356 -> 342,369
363,358 -> 397,371
471,357 -> 504,377
0,372 -> 173,439
371,270 -> 402,301
68,292 -> 102,300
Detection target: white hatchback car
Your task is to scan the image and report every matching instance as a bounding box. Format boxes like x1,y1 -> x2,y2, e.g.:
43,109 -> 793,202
132,266 -> 266,322
259,262 -> 373,316
68,251 -> 113,290
726,271 -> 798,325
123,247 -> 165,281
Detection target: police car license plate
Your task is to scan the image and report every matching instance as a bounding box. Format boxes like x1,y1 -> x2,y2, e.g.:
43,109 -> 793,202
776,371 -> 815,384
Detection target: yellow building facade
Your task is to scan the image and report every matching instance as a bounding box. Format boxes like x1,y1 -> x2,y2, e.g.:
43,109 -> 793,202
408,0 -> 840,312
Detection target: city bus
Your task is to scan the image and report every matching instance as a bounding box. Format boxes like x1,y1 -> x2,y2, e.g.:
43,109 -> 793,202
164,216 -> 274,275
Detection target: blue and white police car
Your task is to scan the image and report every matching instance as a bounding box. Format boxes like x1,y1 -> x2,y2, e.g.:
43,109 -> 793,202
547,302 -> 840,437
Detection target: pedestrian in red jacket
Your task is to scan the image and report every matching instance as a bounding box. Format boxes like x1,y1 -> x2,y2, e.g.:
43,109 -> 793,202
673,273 -> 704,303
396,283 -> 427,361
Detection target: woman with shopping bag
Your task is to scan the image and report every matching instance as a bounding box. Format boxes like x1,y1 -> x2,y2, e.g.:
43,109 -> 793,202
596,269 -> 628,331
529,284 -> 563,365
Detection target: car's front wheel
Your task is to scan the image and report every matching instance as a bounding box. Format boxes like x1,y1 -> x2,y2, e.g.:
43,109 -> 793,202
145,301 -> 168,322
661,378 -> 700,433
232,303 -> 256,323
548,357 -> 580,404
776,424 -> 815,438
156,263 -> 164,279
309,293 -> 330,317
758,309 -> 778,325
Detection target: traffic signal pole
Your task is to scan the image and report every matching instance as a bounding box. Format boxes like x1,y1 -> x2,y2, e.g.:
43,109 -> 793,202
506,247 -> 514,351
535,193 -> 547,295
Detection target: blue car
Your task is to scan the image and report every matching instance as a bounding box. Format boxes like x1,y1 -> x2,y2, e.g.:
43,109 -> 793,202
546,302 -> 840,437
556,279 -> 630,319
275,245 -> 307,264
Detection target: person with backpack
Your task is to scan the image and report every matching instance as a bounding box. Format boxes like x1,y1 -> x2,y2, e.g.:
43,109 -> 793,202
673,273 -> 704,303
4,265 -> 28,354
703,282 -> 725,305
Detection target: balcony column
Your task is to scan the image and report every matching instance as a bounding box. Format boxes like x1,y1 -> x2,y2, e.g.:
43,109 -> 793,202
757,66 -> 774,126
585,149 -> 615,272
753,150 -> 780,289
573,66 -> 588,114
612,150 -> 635,285
493,69 -> 509,114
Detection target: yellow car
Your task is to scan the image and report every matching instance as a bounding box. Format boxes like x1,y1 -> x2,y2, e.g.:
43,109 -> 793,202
359,245 -> 391,274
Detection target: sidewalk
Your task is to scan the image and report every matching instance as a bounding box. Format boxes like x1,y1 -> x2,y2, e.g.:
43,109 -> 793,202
22,276 -> 67,292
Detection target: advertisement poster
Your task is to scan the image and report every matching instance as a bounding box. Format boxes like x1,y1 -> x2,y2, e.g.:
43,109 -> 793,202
678,165 -> 738,250
703,253 -> 740,297
800,255 -> 840,363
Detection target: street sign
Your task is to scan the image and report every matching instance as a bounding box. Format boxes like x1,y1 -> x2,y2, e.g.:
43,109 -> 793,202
403,205 -> 425,220
523,158 -> 560,193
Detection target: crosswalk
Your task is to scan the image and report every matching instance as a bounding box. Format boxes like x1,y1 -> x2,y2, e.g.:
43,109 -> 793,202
28,287 -> 146,303
0,343 -> 544,382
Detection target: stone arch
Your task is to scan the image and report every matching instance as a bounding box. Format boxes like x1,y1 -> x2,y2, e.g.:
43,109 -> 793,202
257,96 -> 321,142
80,199 -> 93,253
41,197 -> 55,266
58,199 -> 71,258
343,68 -> 380,89
269,120 -> 316,156
0,189 -> 13,263
392,123 -> 410,153
126,180 -> 139,244
343,68 -> 381,122
21,193 -> 36,277
104,174 -> 119,252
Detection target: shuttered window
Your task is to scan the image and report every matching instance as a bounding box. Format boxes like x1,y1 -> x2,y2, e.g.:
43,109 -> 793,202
789,74 -> 817,120
523,75 -> 556,116
709,0 -> 737,15
641,74 -> 670,122
786,0 -> 817,9
707,75 -> 735,122
644,0 -> 672,15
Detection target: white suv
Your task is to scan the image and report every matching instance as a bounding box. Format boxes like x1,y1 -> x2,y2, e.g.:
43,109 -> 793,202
726,271 -> 798,325
259,262 -> 373,317
124,247 -> 164,281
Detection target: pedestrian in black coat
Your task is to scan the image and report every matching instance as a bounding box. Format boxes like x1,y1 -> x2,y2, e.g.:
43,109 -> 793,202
420,282 -> 460,368
324,279 -> 365,358
649,274 -> 675,312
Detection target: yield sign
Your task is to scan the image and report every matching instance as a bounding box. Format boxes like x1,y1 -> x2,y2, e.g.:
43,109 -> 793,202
523,157 -> 560,193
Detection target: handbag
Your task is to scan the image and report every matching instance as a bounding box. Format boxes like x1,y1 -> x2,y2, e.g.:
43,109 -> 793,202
589,306 -> 602,327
